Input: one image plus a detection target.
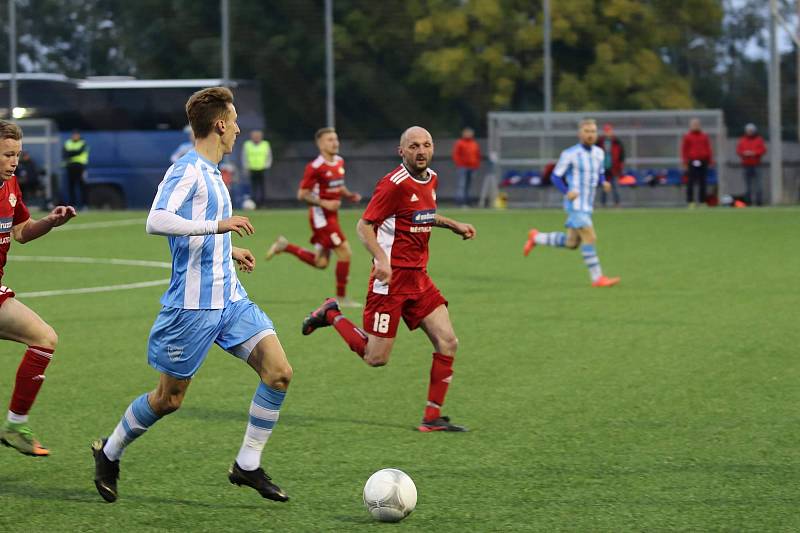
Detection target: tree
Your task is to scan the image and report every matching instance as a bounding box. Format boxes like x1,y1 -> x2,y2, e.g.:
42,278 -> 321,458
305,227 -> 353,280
10,0 -> 133,77
6,0 -> 794,140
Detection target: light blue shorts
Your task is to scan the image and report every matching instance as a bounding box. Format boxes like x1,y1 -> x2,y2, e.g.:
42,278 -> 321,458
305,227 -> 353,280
565,211 -> 593,229
147,297 -> 275,379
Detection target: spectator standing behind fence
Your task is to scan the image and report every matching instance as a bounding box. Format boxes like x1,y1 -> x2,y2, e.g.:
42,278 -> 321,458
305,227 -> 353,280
16,151 -> 39,203
596,124 -> 624,207
63,130 -> 89,209
452,127 -> 481,207
241,130 -> 272,207
736,123 -> 767,206
681,118 -> 713,208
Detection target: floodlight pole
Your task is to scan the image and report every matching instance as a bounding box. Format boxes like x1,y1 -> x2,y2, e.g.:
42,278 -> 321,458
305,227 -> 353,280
768,0 -> 783,204
325,0 -> 335,128
543,0 -> 552,116
9,0 -> 18,114
543,0 -> 553,163
221,0 -> 230,86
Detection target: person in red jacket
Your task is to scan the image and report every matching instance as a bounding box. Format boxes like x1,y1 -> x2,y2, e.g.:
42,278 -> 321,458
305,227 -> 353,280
596,123 -> 625,207
681,118 -> 713,207
451,127 -> 481,206
736,123 -> 767,206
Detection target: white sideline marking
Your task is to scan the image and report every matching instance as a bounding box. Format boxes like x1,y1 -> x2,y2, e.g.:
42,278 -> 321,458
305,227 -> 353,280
18,279 -> 169,298
55,218 -> 144,231
8,255 -> 171,269
7,255 -> 171,298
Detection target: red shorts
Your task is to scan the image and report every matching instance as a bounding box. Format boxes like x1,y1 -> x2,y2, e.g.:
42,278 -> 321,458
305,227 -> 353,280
0,285 -> 15,307
309,217 -> 346,250
362,269 -> 447,338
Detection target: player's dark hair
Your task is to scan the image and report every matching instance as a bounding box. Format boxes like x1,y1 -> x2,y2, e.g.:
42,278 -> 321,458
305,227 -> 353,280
315,127 -> 336,141
185,87 -> 234,139
0,120 -> 23,141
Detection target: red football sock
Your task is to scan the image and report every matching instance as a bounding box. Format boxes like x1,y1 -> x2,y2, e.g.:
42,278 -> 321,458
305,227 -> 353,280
8,346 -> 54,416
285,244 -> 317,267
424,352 -> 454,422
330,314 -> 367,357
335,261 -> 350,298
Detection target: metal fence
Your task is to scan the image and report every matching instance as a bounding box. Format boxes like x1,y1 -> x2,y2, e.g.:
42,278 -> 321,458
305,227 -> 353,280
13,118 -> 60,201
482,110 -> 727,207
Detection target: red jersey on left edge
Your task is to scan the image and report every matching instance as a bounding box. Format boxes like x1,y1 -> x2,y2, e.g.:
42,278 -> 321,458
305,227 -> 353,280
0,176 -> 31,282
362,164 -> 438,269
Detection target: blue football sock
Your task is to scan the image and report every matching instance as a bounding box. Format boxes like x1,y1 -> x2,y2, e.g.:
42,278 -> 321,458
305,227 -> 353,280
535,232 -> 567,247
104,393 -> 162,461
236,383 -> 286,471
581,244 -> 603,281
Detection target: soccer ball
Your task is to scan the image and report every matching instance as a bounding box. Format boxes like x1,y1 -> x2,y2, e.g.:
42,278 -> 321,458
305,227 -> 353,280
241,197 -> 256,210
363,468 -> 417,522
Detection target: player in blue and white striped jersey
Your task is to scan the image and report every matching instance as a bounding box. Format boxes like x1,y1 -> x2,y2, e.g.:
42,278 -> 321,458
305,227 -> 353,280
92,87 -> 293,504
523,119 -> 620,287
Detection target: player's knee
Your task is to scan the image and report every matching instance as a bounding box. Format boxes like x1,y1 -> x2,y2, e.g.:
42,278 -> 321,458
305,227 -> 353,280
152,392 -> 185,415
364,356 -> 387,367
35,326 -> 58,351
438,334 -> 458,355
363,348 -> 390,367
265,364 -> 293,391
565,240 -> 579,250
314,257 -> 329,269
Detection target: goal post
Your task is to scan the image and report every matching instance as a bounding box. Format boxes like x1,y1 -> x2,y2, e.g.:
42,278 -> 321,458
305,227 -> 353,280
12,118 -> 61,203
482,110 -> 727,208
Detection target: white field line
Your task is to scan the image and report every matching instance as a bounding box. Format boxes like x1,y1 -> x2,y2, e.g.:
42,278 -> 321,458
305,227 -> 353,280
7,255 -> 171,298
55,218 -> 144,231
18,279 -> 169,298
8,255 -> 171,269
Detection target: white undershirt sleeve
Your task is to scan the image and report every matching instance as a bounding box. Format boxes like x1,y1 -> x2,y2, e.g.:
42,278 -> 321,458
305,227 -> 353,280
146,209 -> 219,236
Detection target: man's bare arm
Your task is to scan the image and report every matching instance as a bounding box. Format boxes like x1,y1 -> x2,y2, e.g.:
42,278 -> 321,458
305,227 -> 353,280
433,214 -> 476,240
12,206 -> 77,244
356,218 -> 391,283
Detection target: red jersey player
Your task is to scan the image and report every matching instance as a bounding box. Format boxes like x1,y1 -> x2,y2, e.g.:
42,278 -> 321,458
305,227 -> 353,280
0,120 -> 76,456
264,128 -> 362,307
301,126 -> 476,432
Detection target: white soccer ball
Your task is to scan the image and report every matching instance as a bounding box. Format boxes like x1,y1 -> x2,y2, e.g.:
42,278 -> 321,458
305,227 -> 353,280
241,198 -> 256,210
363,468 -> 417,522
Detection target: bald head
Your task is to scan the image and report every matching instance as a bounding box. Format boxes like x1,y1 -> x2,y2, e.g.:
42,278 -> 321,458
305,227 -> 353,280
399,126 -> 434,176
399,126 -> 432,147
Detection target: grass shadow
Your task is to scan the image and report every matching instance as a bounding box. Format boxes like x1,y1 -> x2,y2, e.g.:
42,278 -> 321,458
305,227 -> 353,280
179,405 -> 416,432
0,476 -> 269,510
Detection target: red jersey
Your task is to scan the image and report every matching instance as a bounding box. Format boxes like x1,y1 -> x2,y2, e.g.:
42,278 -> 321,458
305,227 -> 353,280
362,165 -> 438,270
681,130 -> 713,166
736,134 -> 767,166
452,138 -> 481,169
299,154 -> 346,229
0,176 -> 31,282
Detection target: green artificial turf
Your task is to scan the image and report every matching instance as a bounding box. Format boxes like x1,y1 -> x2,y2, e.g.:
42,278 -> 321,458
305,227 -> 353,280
1,207 -> 798,532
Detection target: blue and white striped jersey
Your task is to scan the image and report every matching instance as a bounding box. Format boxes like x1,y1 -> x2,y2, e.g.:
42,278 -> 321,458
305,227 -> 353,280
150,150 -> 247,310
552,143 -> 605,213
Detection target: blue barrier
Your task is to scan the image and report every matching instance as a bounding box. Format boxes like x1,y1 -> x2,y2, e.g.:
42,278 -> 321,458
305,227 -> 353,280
501,167 -> 718,188
60,130 -> 188,208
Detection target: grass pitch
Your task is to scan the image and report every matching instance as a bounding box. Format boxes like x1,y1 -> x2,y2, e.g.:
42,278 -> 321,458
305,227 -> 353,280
1,207 -> 798,532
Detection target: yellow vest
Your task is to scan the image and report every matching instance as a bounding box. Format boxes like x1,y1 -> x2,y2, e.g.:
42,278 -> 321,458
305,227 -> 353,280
64,139 -> 89,165
244,140 -> 270,171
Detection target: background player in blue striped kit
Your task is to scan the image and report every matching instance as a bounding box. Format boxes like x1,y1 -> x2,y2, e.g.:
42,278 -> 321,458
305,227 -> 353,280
92,87 -> 293,503
523,119 -> 620,287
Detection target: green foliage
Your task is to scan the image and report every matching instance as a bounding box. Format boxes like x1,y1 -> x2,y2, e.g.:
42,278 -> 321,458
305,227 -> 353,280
5,0 -> 794,138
